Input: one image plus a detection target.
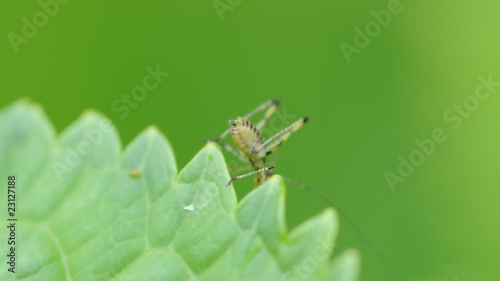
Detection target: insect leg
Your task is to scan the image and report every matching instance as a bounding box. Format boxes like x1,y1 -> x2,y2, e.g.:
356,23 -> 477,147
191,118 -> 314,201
255,99 -> 280,130
243,99 -> 279,120
226,165 -> 275,186
255,117 -> 308,156
219,143 -> 249,163
204,99 -> 279,143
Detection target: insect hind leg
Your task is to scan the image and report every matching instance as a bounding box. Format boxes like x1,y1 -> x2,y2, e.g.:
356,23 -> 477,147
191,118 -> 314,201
256,117 -> 308,156
255,99 -> 280,130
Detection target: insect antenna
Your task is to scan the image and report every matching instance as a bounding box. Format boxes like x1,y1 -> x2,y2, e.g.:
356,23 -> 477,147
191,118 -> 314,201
283,177 -> 403,281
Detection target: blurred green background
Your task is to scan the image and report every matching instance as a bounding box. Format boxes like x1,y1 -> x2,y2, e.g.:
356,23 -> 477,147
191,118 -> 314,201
1,0 -> 499,280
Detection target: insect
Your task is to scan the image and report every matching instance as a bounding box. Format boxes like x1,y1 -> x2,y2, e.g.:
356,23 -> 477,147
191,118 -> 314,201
206,100 -> 400,280
205,99 -> 402,279
206,99 -> 308,187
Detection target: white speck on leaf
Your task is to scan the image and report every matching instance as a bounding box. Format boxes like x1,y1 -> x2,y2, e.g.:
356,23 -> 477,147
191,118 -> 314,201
183,204 -> 195,211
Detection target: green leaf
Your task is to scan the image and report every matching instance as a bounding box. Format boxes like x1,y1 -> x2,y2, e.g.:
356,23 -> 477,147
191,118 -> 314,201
0,100 -> 359,281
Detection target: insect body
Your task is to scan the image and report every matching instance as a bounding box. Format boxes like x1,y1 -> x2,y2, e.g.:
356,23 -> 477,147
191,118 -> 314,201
207,100 -> 308,187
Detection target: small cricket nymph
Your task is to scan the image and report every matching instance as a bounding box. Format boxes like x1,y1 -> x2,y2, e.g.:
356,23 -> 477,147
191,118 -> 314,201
207,101 -> 400,280
207,100 -> 308,187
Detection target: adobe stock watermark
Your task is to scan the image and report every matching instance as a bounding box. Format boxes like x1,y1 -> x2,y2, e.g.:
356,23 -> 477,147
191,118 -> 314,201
385,74 -> 500,191
213,0 -> 243,21
7,0 -> 71,54
52,119 -> 114,182
259,106 -> 301,140
282,237 -> 334,281
110,64 -> 169,120
340,0 -> 404,63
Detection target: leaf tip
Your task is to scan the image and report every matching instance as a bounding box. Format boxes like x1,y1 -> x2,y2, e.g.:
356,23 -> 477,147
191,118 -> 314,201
145,125 -> 160,134
203,141 -> 220,150
11,97 -> 36,107
264,175 -> 288,199
80,110 -> 103,121
342,248 -> 360,261
319,207 -> 339,234
202,141 -> 225,159
142,125 -> 174,147
140,125 -> 166,141
320,207 -> 337,222
79,111 -> 116,132
6,98 -> 44,114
